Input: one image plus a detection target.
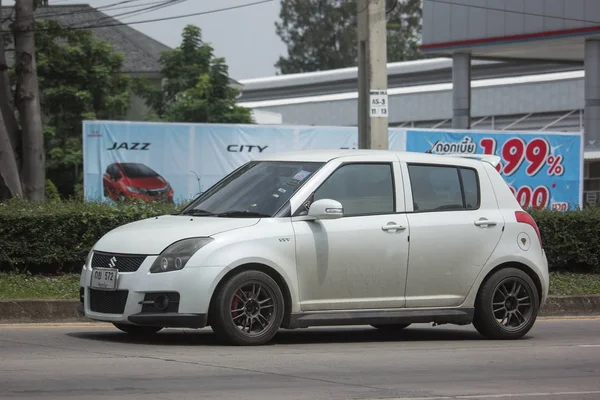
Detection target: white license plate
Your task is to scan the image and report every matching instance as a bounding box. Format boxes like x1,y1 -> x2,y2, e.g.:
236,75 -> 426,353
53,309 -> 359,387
90,268 -> 118,290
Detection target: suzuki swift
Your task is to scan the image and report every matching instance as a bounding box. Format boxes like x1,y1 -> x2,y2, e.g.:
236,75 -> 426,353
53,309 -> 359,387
79,150 -> 549,345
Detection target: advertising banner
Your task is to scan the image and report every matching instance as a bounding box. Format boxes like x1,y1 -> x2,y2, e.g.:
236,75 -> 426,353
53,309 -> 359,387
83,121 -> 392,204
405,129 -> 584,210
83,121 -> 581,210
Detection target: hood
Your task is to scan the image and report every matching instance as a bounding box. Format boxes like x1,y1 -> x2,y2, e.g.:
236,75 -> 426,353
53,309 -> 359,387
124,176 -> 168,189
93,215 -> 259,254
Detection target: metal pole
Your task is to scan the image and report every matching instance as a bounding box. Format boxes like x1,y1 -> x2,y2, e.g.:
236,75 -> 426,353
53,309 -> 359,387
357,0 -> 388,149
584,39 -> 600,150
452,52 -> 471,129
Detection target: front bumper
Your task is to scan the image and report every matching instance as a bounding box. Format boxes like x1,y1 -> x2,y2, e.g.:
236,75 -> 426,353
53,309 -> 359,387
128,312 -> 207,328
79,255 -> 223,328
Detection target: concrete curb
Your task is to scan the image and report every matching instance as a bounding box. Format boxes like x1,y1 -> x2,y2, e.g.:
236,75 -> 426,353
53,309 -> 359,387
0,299 -> 89,323
538,295 -> 600,317
1,296 -> 599,324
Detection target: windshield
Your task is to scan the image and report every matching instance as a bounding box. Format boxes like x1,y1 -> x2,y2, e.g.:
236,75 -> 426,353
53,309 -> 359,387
120,163 -> 159,178
181,161 -> 324,217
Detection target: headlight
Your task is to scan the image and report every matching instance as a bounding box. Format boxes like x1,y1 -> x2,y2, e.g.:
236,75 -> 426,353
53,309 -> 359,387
127,186 -> 142,194
149,237 -> 213,273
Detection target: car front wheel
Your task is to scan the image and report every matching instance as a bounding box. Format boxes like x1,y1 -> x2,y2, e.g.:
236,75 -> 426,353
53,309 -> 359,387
210,270 -> 285,346
473,267 -> 540,340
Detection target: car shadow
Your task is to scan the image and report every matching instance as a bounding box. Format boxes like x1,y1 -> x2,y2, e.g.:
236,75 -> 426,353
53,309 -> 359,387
65,324 -> 523,347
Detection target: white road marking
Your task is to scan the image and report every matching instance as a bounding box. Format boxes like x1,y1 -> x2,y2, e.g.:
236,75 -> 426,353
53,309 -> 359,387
578,344 -> 600,347
370,391 -> 600,400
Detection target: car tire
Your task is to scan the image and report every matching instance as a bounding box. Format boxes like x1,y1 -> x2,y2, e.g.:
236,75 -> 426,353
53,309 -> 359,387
371,323 -> 411,331
473,267 -> 540,340
210,270 -> 285,346
113,323 -> 163,335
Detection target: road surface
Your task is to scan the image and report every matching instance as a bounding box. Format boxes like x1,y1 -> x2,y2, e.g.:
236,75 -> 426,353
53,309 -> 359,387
1,318 -> 599,399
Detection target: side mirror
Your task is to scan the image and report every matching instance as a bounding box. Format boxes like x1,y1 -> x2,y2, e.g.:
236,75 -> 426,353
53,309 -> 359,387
307,199 -> 343,220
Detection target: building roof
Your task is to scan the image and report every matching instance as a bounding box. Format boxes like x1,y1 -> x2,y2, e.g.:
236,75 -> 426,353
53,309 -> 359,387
0,4 -> 171,74
237,57 -> 581,103
0,4 -> 240,85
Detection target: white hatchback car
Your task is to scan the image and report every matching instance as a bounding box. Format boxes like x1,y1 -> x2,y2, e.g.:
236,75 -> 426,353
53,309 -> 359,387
79,150 -> 549,345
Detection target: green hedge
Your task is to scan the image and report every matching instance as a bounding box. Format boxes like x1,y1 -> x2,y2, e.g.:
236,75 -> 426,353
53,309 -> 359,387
531,207 -> 600,273
0,199 -> 179,273
0,199 -> 598,274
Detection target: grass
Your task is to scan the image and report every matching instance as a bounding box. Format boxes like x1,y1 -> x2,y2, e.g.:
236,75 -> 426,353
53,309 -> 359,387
549,271 -> 600,296
0,273 -> 80,300
0,271 -> 598,300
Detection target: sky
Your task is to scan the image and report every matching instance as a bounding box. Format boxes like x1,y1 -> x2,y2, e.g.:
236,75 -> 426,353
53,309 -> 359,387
4,0 -> 287,80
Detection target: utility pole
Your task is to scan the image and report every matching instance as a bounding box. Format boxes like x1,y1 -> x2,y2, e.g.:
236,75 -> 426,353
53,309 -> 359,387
357,0 -> 388,150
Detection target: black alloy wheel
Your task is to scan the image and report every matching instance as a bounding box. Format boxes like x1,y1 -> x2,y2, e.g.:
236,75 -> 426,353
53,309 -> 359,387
210,270 -> 285,346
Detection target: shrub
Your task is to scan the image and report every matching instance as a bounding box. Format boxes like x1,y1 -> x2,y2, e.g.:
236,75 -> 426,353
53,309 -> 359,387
0,199 -> 180,273
45,179 -> 61,201
531,207 -> 600,273
0,199 -> 598,274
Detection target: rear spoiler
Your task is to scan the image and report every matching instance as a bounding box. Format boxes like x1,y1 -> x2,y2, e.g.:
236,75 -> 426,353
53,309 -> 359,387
440,153 -> 502,168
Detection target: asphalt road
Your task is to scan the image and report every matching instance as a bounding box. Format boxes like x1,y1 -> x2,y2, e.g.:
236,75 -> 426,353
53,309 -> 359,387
1,318 -> 599,400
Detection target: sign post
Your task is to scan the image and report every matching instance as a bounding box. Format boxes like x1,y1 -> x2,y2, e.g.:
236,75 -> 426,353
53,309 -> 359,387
357,0 -> 388,150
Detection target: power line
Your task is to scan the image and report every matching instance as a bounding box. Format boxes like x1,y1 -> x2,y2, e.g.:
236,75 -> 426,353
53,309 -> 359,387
112,0 -> 190,21
1,0 -> 275,33
4,0 -> 164,23
424,0 -> 600,26
74,0 -> 186,28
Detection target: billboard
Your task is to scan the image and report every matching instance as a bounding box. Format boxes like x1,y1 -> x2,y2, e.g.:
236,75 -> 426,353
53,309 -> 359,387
83,121 -> 409,204
83,121 -> 582,210
405,129 -> 583,211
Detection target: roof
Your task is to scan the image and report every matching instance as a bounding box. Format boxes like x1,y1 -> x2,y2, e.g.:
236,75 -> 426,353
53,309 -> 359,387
254,149 -> 489,166
420,0 -> 600,63
0,4 -> 172,74
237,56 -> 581,103
238,70 -> 584,109
0,4 -> 240,85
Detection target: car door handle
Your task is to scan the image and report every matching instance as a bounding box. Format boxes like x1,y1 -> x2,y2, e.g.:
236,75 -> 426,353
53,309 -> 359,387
382,223 -> 406,232
474,218 -> 497,227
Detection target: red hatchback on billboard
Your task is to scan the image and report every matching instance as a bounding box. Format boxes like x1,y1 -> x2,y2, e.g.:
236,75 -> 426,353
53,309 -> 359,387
103,162 -> 174,203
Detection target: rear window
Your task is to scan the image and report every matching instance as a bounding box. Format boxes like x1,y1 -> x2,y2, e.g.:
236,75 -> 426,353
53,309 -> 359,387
408,164 -> 480,212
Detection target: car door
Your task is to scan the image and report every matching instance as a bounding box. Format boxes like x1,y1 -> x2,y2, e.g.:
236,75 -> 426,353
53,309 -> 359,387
402,160 -> 505,308
292,155 -> 410,311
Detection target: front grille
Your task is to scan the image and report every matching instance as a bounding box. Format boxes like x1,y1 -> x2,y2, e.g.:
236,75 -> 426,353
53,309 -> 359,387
91,251 -> 147,272
89,289 -> 129,314
146,187 -> 169,197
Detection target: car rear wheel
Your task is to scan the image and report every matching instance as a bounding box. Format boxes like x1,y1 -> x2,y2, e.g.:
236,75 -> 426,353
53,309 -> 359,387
113,323 -> 163,335
371,323 -> 411,331
473,267 -> 539,340
210,270 -> 285,346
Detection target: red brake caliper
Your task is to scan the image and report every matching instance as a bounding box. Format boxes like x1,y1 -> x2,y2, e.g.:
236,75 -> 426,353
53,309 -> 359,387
231,291 -> 242,321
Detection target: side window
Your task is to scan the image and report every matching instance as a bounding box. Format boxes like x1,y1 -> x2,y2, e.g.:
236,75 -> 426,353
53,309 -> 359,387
408,164 -> 480,212
313,163 -> 395,216
460,167 -> 480,209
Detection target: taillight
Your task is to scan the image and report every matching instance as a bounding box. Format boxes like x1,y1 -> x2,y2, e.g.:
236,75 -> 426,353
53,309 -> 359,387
515,211 -> 542,247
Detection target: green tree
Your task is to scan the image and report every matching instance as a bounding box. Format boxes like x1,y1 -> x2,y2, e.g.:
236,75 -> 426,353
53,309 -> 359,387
34,20 -> 130,196
1,4 -> 130,200
134,25 -> 252,124
275,0 -> 423,74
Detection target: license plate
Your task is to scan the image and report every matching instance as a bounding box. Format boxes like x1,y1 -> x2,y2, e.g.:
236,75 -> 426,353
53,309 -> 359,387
90,268 -> 118,290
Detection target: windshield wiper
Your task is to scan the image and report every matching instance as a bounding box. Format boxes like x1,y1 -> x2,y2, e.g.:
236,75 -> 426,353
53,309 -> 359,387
180,209 -> 215,216
216,210 -> 271,218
